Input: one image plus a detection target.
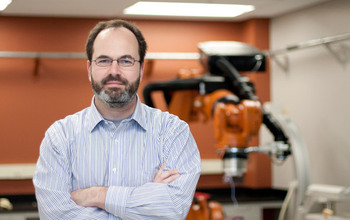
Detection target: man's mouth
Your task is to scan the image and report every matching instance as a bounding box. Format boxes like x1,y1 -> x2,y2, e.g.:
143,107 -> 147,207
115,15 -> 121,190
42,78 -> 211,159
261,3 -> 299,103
106,80 -> 123,85
104,80 -> 125,87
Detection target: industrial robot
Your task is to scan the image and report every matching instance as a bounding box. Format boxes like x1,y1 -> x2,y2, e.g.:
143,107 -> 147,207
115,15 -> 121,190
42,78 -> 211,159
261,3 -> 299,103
143,41 -> 291,180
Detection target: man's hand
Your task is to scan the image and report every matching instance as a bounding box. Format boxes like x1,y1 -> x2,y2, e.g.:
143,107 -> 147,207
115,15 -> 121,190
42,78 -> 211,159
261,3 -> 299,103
71,186 -> 107,210
153,162 -> 180,184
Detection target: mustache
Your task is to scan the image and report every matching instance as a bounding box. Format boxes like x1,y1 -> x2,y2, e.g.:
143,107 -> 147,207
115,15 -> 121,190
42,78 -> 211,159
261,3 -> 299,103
101,75 -> 128,85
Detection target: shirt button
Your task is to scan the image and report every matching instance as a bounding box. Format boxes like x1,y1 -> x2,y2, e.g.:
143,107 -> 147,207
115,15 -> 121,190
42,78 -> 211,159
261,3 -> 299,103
112,168 -> 117,173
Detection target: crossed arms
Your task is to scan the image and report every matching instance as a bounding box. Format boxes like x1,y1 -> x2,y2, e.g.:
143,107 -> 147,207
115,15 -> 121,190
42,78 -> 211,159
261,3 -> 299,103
71,162 -> 180,210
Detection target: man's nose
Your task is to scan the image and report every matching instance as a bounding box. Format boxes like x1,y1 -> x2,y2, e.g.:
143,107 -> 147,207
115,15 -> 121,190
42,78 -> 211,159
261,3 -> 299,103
109,60 -> 121,75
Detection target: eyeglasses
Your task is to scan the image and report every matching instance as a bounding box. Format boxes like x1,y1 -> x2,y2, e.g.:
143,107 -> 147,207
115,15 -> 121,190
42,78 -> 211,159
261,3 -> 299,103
93,57 -> 141,67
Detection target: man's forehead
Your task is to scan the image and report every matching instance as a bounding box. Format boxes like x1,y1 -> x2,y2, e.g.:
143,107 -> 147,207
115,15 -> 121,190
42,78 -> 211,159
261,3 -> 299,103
93,27 -> 139,58
97,27 -> 135,40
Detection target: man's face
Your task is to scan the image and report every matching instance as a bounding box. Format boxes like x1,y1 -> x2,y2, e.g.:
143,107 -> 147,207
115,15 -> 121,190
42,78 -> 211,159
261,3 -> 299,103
88,27 -> 143,108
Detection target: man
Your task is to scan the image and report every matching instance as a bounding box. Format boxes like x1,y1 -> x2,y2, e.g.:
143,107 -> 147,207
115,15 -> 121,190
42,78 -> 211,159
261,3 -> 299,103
33,19 -> 201,219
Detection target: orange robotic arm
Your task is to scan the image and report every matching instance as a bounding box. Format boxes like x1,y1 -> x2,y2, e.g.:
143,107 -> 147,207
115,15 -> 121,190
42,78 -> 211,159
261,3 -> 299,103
143,50 -> 290,180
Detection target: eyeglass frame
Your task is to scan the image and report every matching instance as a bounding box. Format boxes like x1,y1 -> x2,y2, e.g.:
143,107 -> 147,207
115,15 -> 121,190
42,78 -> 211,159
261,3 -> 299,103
92,56 -> 141,68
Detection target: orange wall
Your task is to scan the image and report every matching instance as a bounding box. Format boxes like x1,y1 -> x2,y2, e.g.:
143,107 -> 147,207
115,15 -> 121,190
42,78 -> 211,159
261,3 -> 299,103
0,16 -> 270,194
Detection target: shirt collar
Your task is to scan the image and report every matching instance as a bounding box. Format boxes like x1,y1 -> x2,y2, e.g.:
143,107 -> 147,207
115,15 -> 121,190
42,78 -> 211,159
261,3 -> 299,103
87,95 -> 147,132
131,95 -> 147,131
87,96 -> 104,132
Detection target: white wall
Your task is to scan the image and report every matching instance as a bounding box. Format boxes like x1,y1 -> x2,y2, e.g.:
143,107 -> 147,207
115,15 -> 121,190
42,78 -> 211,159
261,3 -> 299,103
269,0 -> 350,189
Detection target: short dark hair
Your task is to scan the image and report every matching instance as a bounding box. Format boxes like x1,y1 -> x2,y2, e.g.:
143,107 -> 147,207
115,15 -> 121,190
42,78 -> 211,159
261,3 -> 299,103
85,19 -> 147,63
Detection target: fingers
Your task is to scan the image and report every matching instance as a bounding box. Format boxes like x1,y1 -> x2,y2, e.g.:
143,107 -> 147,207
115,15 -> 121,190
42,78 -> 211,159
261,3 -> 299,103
153,162 -> 180,184
161,171 -> 180,184
154,169 -> 180,184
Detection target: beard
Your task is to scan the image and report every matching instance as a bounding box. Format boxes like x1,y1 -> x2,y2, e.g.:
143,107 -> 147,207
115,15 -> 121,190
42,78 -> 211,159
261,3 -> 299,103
91,73 -> 140,108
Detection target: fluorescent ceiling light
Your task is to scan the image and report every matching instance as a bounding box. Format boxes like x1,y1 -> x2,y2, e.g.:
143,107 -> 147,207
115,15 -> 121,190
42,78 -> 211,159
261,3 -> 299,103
124,2 -> 255,18
0,0 -> 12,11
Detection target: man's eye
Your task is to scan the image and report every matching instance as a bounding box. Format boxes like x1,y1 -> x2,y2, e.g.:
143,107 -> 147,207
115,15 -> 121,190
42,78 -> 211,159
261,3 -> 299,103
119,59 -> 133,65
98,59 -> 111,64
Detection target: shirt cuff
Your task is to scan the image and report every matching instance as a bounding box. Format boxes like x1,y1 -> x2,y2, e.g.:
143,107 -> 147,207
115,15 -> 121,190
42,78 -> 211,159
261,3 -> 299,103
105,186 -> 133,218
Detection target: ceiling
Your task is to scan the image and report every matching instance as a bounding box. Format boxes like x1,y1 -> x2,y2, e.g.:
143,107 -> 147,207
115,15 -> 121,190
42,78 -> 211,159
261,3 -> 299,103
1,0 -> 330,21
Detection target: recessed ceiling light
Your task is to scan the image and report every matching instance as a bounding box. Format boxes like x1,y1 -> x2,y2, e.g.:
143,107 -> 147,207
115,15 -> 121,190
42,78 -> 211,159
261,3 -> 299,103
124,1 -> 255,18
0,0 -> 12,11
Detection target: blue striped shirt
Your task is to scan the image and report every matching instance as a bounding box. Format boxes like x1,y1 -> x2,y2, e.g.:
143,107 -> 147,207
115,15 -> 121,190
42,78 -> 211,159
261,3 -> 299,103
33,96 -> 201,220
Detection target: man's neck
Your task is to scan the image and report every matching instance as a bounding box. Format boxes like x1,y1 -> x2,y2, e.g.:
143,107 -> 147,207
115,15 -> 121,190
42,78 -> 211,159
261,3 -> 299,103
94,97 -> 137,121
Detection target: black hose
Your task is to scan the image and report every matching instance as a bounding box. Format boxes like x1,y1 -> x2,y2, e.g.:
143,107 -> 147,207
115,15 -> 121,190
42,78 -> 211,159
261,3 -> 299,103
215,57 -> 258,101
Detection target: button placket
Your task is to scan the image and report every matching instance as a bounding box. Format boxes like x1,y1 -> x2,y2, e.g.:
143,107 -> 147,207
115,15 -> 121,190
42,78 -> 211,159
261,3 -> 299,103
109,127 -> 121,185
104,120 -> 119,185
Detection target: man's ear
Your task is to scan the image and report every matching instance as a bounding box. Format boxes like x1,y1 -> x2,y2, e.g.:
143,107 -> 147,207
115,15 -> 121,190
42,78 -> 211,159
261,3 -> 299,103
87,60 -> 92,82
